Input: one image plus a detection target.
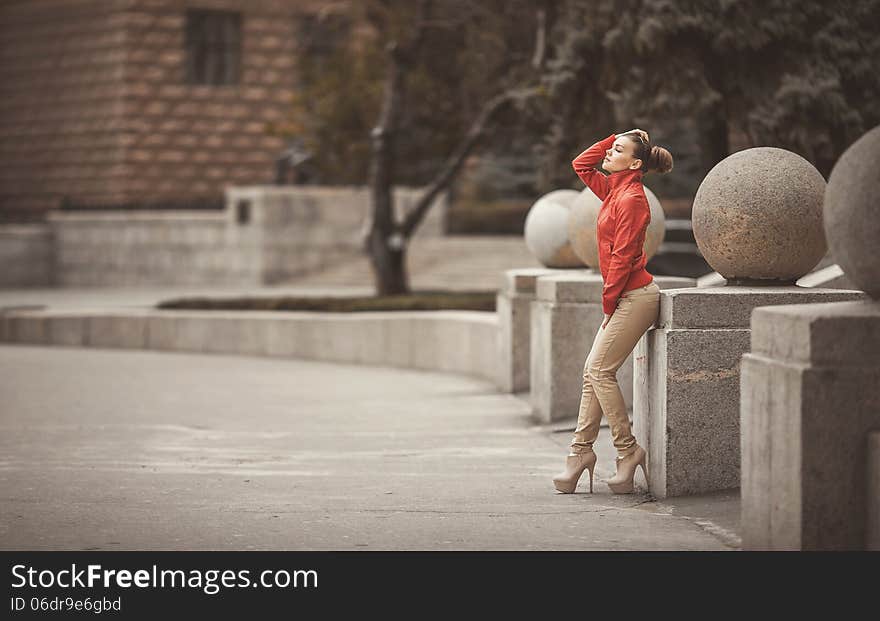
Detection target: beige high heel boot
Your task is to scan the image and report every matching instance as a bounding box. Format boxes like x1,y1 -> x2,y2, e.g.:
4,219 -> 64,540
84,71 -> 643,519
552,450 -> 597,494
607,445 -> 647,494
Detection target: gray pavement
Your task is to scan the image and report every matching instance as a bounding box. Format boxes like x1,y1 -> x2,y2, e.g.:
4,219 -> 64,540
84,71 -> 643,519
0,343 -> 739,550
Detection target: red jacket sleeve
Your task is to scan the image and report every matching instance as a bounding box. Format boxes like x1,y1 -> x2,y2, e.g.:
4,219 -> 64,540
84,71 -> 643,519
572,133 -> 615,200
602,190 -> 651,315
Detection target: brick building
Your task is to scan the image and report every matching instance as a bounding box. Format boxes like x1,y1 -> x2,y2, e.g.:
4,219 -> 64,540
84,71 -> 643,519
0,0 -> 350,223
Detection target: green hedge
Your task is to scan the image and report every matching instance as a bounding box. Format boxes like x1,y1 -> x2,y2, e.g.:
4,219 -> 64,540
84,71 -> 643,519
156,290 -> 497,312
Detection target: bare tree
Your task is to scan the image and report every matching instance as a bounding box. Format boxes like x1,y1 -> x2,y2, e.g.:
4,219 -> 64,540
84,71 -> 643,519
360,0 -> 547,295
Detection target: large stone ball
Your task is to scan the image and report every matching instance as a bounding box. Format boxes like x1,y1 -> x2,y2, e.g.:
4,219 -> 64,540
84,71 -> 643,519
566,185 -> 666,268
692,147 -> 827,284
523,189 -> 584,268
824,125 -> 880,298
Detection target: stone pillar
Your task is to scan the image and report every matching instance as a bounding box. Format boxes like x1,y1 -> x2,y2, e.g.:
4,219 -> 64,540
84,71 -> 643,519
634,287 -> 865,499
741,300 -> 880,549
869,431 -> 880,551
740,125 -> 880,549
530,272 -> 694,423
495,267 -> 570,393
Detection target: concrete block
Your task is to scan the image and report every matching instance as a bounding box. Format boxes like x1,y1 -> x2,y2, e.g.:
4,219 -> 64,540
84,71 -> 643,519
0,225 -> 53,287
658,286 -> 865,329
751,300 -> 880,366
869,431 -> 880,551
496,267 -> 564,393
432,314 -> 464,374
145,314 -> 198,353
310,319 -> 338,362
87,313 -> 149,349
3,312 -> 49,344
633,328 -> 665,490
205,313 -> 272,356
296,316 -> 330,360
354,315 -> 383,364
46,315 -> 88,347
264,313 -> 309,358
353,315 -> 392,365
389,311 -> 497,380
1,305 -> 503,392
35,187 -> 447,287
637,287 -> 866,499
741,300 -> 880,549
384,315 -> 415,369
530,273 -> 694,423
740,352 -> 805,549
410,315 -> 441,372
147,312 -> 270,354
471,313 -> 500,385
636,326 -> 750,498
530,294 -> 598,423
323,315 -> 366,364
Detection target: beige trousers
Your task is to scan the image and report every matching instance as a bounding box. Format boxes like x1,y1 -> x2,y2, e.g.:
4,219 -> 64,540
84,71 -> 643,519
570,281 -> 660,458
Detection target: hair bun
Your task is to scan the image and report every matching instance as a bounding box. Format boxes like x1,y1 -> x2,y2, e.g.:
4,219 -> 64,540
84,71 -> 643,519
647,144 -> 674,175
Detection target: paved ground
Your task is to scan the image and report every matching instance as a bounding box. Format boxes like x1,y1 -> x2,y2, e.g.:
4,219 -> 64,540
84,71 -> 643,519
0,344 -> 739,551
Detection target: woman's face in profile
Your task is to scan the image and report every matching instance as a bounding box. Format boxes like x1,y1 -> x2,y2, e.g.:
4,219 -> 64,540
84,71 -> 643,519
602,136 -> 642,174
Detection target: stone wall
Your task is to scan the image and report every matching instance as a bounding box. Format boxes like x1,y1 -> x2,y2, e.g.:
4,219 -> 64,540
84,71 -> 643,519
39,185 -> 447,287
0,307 -> 500,386
228,185 -> 448,284
48,210 -> 257,286
0,225 -> 54,287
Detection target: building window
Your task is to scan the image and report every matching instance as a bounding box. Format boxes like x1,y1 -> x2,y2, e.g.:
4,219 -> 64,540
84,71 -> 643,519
185,9 -> 241,85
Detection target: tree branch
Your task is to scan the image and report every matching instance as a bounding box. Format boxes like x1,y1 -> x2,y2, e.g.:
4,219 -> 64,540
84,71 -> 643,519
400,86 -> 541,238
532,7 -> 547,69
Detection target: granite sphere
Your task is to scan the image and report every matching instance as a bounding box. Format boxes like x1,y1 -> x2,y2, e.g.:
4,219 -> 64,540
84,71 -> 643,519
824,125 -> 880,299
566,185 -> 666,269
692,147 -> 827,284
524,189 -> 585,268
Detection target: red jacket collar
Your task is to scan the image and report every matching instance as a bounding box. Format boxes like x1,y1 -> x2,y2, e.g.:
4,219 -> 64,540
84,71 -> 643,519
607,167 -> 643,190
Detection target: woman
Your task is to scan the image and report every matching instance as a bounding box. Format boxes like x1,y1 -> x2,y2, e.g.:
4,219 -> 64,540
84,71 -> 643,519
552,129 -> 674,494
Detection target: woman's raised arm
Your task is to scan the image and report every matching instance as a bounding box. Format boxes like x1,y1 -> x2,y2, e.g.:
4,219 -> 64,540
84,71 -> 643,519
572,133 -> 616,200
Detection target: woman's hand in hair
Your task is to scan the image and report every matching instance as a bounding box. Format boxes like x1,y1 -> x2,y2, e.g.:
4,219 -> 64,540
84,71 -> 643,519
620,129 -> 650,143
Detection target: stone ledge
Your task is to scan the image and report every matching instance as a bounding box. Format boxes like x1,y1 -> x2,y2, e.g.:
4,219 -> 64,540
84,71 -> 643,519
498,267 -> 567,297
659,287 -> 867,329
535,273 -> 604,303
0,308 -> 499,384
536,273 -> 694,303
46,211 -> 227,223
751,300 -> 880,366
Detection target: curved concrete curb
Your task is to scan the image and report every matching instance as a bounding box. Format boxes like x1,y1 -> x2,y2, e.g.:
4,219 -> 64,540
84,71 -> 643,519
0,308 -> 500,384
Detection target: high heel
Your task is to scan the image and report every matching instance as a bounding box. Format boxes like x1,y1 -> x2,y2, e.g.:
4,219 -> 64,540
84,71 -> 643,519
606,445 -> 647,494
552,450 -> 597,494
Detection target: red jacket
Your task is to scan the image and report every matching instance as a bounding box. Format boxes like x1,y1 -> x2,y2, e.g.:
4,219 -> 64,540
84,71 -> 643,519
572,133 -> 654,315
